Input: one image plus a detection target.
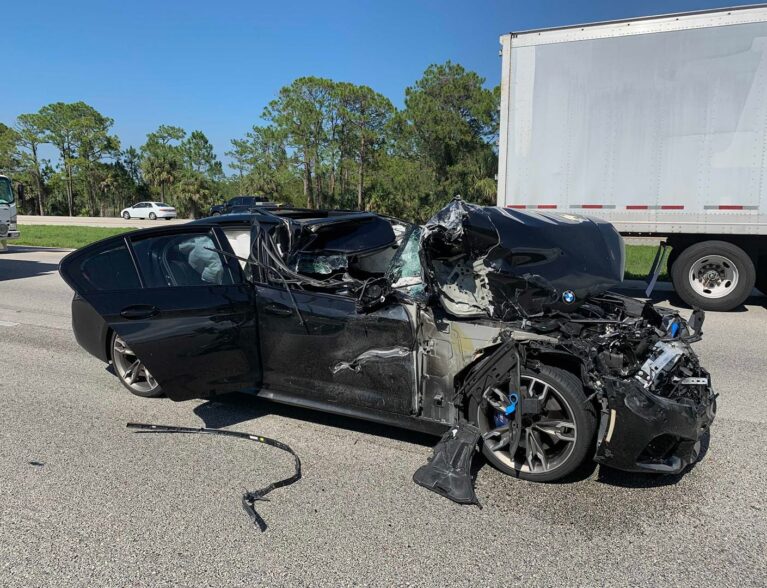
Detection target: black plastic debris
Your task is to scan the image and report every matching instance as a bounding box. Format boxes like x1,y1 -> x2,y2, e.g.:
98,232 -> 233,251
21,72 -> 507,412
127,423 -> 301,532
413,422 -> 481,506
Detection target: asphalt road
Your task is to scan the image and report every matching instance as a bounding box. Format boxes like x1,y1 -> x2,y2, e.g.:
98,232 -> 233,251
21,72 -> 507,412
1,245 -> 766,587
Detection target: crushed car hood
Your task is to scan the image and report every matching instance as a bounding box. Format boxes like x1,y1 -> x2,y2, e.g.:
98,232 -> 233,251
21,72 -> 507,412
421,199 -> 625,319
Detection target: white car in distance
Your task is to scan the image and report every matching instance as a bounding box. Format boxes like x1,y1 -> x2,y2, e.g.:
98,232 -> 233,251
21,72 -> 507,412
121,202 -> 177,220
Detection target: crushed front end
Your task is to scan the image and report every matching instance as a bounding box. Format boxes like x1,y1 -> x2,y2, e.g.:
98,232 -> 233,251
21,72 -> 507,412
526,295 -> 717,475
420,199 -> 716,476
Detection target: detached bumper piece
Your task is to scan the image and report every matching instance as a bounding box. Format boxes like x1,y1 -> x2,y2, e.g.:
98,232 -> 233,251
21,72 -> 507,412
127,423 -> 301,532
413,422 -> 481,506
594,378 -> 716,474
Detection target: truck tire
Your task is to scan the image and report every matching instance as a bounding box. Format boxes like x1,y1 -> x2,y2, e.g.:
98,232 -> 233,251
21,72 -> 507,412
670,241 -> 755,311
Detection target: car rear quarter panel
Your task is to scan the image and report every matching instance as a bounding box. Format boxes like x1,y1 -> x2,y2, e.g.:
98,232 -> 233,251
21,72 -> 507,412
71,295 -> 111,362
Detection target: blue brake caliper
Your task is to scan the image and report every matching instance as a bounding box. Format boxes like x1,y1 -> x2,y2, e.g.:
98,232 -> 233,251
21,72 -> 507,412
494,393 -> 518,428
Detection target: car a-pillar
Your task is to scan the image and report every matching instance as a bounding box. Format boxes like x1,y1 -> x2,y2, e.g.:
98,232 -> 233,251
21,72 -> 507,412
666,235 -> 766,311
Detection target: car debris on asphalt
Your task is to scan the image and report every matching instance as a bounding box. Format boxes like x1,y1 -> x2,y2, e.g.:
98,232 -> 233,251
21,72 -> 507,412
127,423 -> 302,532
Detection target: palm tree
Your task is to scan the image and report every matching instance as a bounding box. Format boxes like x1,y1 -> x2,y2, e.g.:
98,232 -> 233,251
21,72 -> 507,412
141,152 -> 179,201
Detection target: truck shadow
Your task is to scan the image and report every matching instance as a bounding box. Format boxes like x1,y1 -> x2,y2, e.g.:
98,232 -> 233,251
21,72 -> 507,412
192,392 -> 436,448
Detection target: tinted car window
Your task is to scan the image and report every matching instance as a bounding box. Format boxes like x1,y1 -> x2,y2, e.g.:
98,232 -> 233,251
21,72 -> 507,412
131,232 -> 235,288
77,242 -> 141,291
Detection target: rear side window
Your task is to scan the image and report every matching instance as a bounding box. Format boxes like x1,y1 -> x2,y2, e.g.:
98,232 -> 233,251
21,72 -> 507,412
131,232 -> 235,288
77,242 -> 141,291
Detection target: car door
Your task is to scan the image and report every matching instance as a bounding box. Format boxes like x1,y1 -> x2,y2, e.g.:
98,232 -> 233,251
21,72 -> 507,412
60,225 -> 261,401
255,284 -> 417,415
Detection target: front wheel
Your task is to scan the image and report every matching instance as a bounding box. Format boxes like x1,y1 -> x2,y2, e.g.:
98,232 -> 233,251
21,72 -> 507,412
111,332 -> 163,398
470,366 -> 596,482
148,212 -> 157,220
670,241 -> 755,311
122,211 -> 130,220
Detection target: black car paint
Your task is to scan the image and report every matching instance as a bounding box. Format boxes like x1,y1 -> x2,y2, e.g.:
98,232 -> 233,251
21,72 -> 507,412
60,204 -> 716,474
255,284 -> 416,414
61,224 -> 262,401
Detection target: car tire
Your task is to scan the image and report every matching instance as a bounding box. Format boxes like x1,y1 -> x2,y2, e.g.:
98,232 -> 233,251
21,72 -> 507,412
110,332 -> 163,398
211,211 -> 221,216
149,212 -> 157,220
470,365 -> 596,482
670,241 -> 755,311
122,212 -> 130,220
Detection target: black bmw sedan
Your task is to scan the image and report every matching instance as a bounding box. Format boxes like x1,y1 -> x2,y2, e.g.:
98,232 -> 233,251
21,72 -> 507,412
59,199 -> 716,482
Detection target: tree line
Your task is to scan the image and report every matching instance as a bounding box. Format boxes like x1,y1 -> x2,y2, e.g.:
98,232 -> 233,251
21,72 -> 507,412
0,62 -> 498,222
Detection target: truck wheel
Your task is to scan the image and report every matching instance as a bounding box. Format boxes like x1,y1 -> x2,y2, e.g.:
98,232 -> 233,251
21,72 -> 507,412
671,241 -> 755,311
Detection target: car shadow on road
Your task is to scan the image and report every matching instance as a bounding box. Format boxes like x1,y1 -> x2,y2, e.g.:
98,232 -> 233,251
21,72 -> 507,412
192,392 -> 436,448
0,257 -> 60,282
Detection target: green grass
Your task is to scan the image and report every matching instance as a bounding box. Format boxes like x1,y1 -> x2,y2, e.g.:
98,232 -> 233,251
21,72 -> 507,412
14,224 -> 668,281
624,245 -> 670,281
15,225 -> 132,249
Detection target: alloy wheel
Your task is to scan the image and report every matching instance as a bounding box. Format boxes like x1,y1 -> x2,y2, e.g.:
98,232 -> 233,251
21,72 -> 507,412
477,375 -> 577,475
112,334 -> 159,395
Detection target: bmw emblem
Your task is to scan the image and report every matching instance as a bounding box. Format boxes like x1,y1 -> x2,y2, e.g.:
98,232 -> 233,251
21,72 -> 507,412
562,290 -> 576,304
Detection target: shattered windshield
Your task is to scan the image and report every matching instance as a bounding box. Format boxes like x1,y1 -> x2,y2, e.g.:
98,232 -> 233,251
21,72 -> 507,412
0,178 -> 13,205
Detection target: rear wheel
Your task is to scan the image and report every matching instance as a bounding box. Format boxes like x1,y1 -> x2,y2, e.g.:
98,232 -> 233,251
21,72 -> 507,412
122,211 -> 130,220
670,241 -> 755,311
470,366 -> 596,482
148,212 -> 157,220
111,332 -> 163,398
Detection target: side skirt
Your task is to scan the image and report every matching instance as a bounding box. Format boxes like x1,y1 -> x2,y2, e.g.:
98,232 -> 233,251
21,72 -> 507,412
251,387 -> 451,436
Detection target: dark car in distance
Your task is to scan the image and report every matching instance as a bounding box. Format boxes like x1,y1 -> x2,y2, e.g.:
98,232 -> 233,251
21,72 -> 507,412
59,200 -> 716,482
209,195 -> 269,216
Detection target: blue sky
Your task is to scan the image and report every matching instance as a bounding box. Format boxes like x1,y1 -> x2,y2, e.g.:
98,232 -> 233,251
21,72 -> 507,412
4,0 -> 733,165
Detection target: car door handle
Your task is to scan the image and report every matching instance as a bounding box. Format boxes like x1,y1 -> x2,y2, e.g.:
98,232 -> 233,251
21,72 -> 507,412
263,303 -> 293,317
120,305 -> 159,320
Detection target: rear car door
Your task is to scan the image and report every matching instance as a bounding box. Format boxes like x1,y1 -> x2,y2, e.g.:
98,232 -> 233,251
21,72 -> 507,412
60,225 -> 261,400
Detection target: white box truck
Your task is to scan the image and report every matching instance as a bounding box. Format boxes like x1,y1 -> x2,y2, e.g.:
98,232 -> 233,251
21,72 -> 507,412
0,175 -> 21,252
497,4 -> 767,310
